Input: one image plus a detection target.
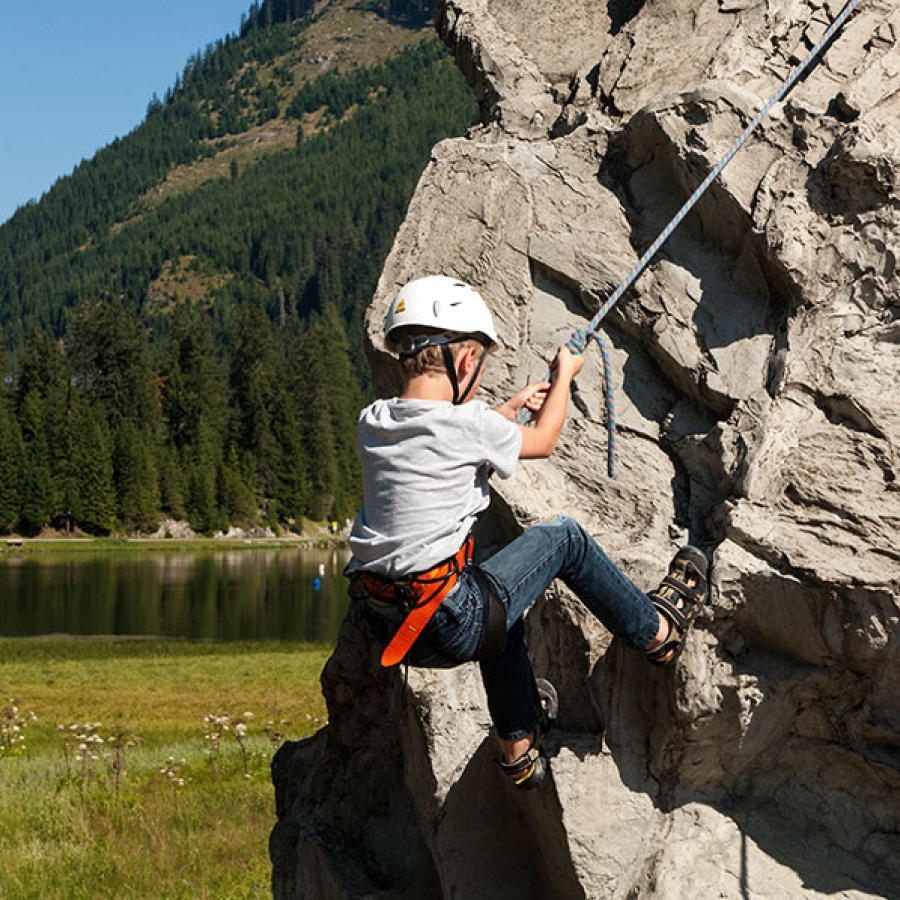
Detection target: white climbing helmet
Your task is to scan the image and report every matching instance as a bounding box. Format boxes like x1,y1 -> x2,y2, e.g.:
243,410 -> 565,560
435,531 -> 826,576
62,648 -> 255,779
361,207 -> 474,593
383,275 -> 499,356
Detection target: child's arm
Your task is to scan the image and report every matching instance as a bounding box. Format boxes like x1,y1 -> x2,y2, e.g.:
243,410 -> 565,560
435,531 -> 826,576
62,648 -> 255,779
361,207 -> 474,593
517,347 -> 583,459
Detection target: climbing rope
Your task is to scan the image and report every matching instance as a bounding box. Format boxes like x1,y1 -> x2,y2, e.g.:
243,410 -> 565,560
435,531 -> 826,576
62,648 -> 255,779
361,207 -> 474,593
524,0 -> 862,478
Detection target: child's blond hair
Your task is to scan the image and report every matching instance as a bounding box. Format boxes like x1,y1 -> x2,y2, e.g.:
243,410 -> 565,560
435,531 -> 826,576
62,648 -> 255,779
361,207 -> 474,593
391,328 -> 486,379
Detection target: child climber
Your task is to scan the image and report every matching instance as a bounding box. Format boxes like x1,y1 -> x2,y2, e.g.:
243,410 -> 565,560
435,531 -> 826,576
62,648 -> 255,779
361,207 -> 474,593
346,275 -> 709,789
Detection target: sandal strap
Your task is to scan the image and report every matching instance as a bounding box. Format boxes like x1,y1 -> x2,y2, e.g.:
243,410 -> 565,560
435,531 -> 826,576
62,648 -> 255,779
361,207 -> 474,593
645,545 -> 710,667
660,573 -> 705,604
498,678 -> 557,791
498,745 -> 545,788
645,637 -> 681,664
650,579 -> 703,630
498,745 -> 540,777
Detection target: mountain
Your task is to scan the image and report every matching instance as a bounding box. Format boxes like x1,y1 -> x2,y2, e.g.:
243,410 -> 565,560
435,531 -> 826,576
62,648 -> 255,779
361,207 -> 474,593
0,0 -> 477,535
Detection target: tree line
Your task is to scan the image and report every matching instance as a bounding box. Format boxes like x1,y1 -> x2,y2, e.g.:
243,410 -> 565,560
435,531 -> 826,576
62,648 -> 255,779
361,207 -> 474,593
0,301 -> 359,536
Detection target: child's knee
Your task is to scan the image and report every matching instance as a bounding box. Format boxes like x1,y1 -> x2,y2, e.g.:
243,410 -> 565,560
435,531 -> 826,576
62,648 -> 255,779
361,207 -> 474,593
547,513 -> 575,530
546,514 -> 582,541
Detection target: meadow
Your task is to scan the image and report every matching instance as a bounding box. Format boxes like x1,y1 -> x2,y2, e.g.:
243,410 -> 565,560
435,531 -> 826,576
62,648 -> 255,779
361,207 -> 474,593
0,638 -> 331,899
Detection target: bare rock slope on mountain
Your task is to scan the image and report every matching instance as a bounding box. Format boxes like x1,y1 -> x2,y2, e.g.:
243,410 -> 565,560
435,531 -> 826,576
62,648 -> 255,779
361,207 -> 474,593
271,1 -> 900,897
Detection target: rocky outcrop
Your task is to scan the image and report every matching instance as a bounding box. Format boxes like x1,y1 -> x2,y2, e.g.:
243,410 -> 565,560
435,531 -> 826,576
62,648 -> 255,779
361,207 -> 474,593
271,1 -> 900,897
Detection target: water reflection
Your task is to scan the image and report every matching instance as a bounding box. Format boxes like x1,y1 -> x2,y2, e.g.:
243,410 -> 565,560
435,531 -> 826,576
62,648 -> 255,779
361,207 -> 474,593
0,548 -> 351,643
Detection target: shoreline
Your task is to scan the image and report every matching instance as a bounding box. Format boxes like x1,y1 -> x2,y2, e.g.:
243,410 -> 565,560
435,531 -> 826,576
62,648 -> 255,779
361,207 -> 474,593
0,534 -> 350,555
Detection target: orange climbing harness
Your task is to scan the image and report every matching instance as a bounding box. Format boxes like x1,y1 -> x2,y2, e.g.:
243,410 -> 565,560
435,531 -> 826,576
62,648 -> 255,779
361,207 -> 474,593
358,535 -> 474,667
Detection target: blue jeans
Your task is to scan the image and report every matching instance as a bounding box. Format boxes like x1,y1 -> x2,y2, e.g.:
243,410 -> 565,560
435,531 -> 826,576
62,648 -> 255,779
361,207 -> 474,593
361,516 -> 660,741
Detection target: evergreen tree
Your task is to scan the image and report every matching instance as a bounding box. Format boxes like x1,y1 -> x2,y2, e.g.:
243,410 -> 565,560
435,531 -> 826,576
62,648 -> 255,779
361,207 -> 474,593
186,454 -> 221,534
161,303 -> 228,450
16,326 -> 64,406
158,441 -> 189,521
16,326 -> 72,526
218,446 -> 258,527
270,382 -> 307,525
183,418 -> 225,533
0,395 -> 23,532
69,300 -> 160,431
17,392 -> 54,534
295,306 -> 360,521
229,304 -> 279,499
114,422 -> 161,532
312,303 -> 361,520
70,402 -> 117,534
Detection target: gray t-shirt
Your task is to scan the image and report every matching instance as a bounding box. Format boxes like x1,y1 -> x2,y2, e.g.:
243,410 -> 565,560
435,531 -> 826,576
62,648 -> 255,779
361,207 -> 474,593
348,398 -> 522,578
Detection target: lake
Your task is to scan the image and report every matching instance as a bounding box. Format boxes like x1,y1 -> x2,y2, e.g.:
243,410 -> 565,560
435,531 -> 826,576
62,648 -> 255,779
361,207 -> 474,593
0,547 -> 351,643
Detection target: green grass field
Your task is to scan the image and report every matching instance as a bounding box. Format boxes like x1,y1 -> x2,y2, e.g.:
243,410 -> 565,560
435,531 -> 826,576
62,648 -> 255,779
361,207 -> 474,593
0,638 -> 331,899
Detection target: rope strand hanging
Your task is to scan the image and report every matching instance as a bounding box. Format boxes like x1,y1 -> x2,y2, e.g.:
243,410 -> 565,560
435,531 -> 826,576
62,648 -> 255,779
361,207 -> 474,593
521,0 -> 862,478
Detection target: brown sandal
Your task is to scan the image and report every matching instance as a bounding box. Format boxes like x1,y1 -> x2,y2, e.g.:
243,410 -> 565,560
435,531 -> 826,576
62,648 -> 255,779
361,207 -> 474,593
645,545 -> 709,665
498,678 -> 558,790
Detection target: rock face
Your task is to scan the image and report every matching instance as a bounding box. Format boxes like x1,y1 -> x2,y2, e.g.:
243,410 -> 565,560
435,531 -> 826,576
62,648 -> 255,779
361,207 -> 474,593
271,1 -> 900,897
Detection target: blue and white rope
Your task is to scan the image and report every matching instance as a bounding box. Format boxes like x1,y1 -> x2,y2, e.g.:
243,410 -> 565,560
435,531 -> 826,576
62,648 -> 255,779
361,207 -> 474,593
522,0 -> 862,479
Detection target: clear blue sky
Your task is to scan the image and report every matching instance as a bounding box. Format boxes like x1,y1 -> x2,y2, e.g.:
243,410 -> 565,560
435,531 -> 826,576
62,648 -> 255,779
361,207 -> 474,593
0,0 -> 254,226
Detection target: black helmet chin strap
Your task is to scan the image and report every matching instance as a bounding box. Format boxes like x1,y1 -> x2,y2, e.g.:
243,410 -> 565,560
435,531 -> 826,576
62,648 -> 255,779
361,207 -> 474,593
441,343 -> 489,405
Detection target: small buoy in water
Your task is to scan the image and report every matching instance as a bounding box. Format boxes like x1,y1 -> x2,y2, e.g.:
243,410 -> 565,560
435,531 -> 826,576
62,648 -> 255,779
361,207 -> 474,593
318,563 -> 325,577
313,577 -> 322,591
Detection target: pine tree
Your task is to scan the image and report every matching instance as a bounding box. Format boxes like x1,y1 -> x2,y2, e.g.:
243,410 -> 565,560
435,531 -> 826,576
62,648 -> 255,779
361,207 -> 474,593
313,303 -> 361,521
218,446 -> 258,527
229,305 -> 279,499
69,299 -> 160,432
17,326 -> 73,527
114,422 -> 161,532
0,395 -> 23,532
161,304 -> 228,450
70,402 -> 117,534
17,392 -> 54,534
295,309 -> 359,521
271,388 -> 307,524
158,441 -> 189,521
186,456 -> 220,534
183,419 -> 224,534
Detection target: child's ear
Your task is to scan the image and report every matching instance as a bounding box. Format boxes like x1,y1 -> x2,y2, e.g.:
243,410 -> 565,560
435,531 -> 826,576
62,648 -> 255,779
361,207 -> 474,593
456,344 -> 479,375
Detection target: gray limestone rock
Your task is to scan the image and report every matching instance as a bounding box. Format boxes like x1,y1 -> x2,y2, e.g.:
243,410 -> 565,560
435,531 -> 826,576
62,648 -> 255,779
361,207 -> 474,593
272,1 -> 900,897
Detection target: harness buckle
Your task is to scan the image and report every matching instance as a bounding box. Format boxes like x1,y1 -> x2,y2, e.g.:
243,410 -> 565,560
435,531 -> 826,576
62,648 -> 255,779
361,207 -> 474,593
392,582 -> 415,615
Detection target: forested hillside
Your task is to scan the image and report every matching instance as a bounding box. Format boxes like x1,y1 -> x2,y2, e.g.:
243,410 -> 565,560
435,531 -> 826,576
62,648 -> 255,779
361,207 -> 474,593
0,0 -> 477,536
